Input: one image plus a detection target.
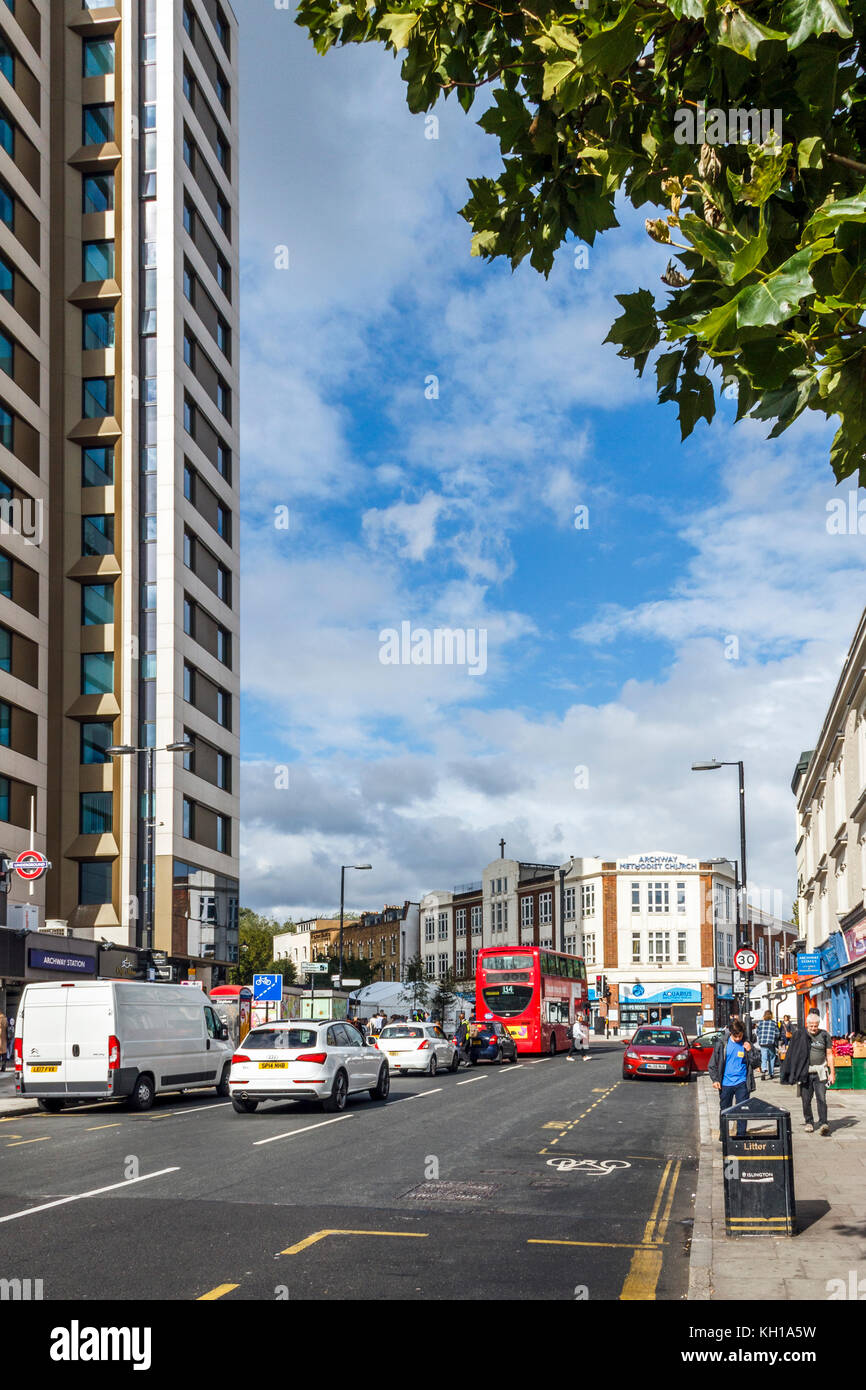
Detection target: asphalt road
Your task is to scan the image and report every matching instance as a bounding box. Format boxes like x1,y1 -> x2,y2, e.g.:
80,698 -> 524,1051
0,1043 -> 699,1301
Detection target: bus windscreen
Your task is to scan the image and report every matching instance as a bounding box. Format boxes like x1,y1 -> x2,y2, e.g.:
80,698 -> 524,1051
482,984 -> 534,1016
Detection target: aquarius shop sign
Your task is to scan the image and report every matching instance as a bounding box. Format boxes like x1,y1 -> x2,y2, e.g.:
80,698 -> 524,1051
623,982 -> 702,1005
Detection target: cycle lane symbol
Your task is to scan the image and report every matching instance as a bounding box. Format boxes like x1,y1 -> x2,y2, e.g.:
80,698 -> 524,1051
546,1158 -> 631,1176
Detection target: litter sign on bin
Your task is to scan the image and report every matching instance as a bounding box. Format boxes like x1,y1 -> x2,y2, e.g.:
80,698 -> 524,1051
721,1096 -> 796,1237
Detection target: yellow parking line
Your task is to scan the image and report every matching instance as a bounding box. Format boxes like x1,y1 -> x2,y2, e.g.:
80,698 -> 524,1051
529,1239 -> 668,1250
197,1283 -> 239,1301
619,1246 -> 664,1299
85,1123 -> 122,1131
281,1229 -> 428,1256
7,1136 -> 50,1147
619,1158 -> 682,1301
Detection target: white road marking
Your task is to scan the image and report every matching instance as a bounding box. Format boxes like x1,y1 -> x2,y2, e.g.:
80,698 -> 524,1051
501,1065 -> 524,1072
252,1115 -> 354,1146
0,1167 -> 180,1223
456,1077 -> 486,1085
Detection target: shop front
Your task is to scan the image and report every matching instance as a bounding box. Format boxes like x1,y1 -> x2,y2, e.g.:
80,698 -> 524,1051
0,931 -> 101,1029
619,982 -> 704,1035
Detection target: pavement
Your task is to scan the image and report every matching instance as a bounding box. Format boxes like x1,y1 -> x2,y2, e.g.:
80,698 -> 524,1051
0,1040 -> 698,1301
689,1069 -> 866,1300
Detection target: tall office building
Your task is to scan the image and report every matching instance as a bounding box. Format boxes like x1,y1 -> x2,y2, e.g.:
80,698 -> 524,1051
0,0 -> 240,982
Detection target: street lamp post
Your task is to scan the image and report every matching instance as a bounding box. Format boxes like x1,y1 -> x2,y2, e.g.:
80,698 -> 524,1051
107,738 -> 194,953
338,863 -> 372,983
693,760 -> 752,1040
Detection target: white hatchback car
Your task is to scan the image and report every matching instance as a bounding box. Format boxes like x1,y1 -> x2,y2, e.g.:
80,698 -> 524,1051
228,1019 -> 390,1114
377,1023 -> 460,1075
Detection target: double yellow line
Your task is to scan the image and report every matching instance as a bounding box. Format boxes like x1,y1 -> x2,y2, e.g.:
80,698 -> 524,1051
619,1157 -> 682,1300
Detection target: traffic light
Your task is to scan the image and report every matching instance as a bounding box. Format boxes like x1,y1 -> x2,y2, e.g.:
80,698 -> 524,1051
0,851 -> 12,892
595,974 -> 608,998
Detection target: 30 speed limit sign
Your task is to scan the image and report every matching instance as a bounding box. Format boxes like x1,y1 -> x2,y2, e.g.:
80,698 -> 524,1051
733,945 -> 758,973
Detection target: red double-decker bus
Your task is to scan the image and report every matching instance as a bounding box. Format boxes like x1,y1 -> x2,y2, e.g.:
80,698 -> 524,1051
475,945 -> 588,1055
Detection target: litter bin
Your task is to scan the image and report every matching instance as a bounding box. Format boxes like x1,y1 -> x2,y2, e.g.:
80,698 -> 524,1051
720,1095 -> 796,1237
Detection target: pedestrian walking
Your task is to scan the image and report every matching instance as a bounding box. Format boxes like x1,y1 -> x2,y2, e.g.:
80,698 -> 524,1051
0,1010 -> 7,1072
755,1010 -> 781,1079
454,1012 -> 472,1067
779,1008 -> 835,1135
5,1014 -> 13,1066
568,1012 -> 590,1061
708,1017 -> 759,1140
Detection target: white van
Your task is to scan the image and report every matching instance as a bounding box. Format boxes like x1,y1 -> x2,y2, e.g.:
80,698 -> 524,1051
14,980 -> 233,1113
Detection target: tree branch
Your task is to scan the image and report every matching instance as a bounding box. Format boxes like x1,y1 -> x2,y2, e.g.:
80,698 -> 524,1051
826,152 -> 866,175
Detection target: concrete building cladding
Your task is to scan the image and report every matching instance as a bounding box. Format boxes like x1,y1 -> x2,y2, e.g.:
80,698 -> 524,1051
0,0 -> 239,986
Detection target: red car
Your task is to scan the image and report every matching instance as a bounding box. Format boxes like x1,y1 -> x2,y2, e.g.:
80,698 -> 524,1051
687,1029 -> 725,1074
622,1025 -> 693,1082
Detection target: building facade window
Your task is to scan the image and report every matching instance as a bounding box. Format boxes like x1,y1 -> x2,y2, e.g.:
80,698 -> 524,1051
81,583 -> 113,626
583,932 -> 596,965
647,881 -> 669,913
82,514 -> 114,556
83,103 -> 114,145
632,932 -> 641,964
80,791 -> 112,835
79,860 -> 112,905
564,886 -> 575,919
538,892 -> 552,925
581,882 -> 596,917
677,930 -> 688,963
471,904 -> 482,934
81,721 -> 113,765
424,915 -> 434,943
83,38 -> 115,76
521,896 -> 533,928
82,445 -> 113,487
631,881 -> 641,912
676,881 -> 686,913
83,240 -> 114,281
456,948 -> 466,977
437,911 -> 448,940
81,652 -> 113,694
648,930 -> 670,963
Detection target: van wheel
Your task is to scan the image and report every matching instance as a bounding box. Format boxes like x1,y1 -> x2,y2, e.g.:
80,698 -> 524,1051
215,1064 -> 230,1098
127,1074 -> 155,1112
36,1098 -> 64,1114
231,1096 -> 258,1114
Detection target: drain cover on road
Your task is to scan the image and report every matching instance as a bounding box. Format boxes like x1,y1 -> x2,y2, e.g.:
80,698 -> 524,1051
401,1181 -> 499,1201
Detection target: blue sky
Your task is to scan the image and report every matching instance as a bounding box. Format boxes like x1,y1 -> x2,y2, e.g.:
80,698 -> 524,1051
232,1 -> 865,921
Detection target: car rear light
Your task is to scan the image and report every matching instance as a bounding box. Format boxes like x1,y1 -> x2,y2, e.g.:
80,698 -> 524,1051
417,1040 -> 430,1050
108,1035 -> 120,1070
13,1037 -> 22,1073
231,1053 -> 251,1065
295,1052 -> 327,1064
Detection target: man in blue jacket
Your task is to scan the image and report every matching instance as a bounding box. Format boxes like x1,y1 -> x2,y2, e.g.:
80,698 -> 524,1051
708,1017 -> 759,1140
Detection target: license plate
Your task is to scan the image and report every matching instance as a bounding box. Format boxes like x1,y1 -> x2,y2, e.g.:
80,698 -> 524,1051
645,1063 -> 668,1070
258,1062 -> 288,1070
29,1065 -> 59,1073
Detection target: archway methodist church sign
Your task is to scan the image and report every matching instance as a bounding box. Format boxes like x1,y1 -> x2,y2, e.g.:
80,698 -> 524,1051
616,855 -> 700,872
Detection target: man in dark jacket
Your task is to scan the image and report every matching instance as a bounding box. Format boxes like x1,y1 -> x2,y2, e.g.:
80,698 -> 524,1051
780,1009 -> 835,1134
708,1018 -> 759,1140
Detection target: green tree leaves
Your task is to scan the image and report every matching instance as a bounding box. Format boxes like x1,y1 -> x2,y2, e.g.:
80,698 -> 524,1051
297,0 -> 866,481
